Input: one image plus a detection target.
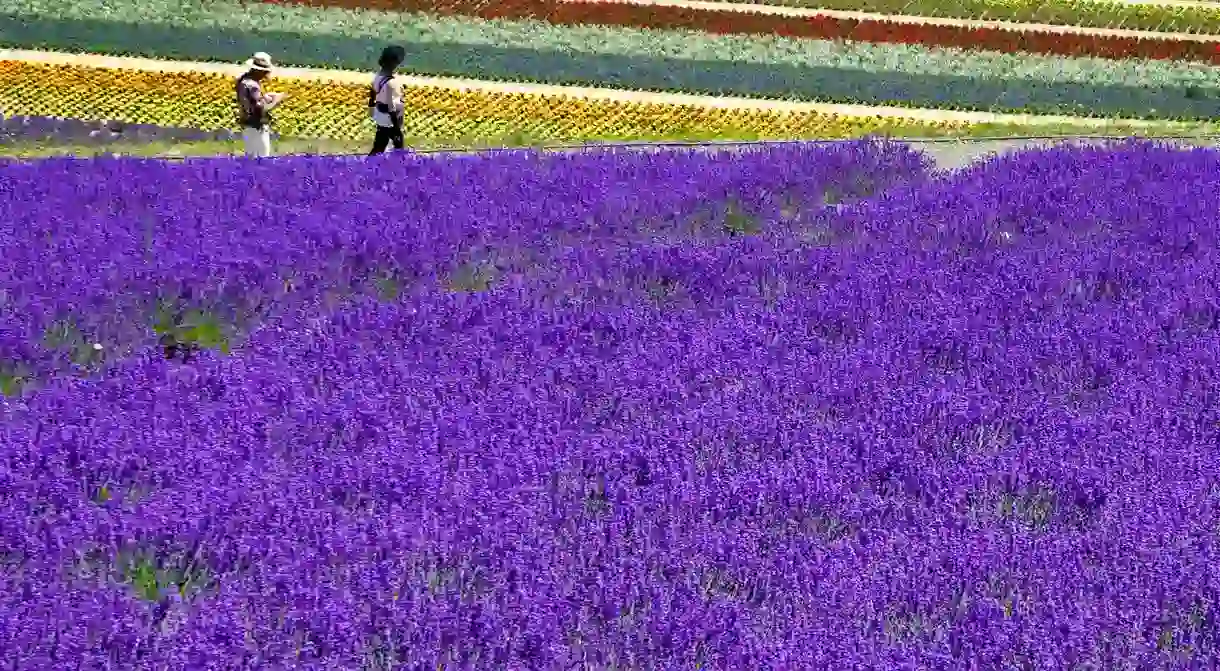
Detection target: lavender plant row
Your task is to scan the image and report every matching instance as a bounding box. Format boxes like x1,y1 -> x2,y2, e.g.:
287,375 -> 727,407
0,139 -> 925,387
0,114 -> 236,147
4,141 -> 1220,668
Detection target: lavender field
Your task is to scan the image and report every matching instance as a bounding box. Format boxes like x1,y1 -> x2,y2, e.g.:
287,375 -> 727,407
1,140 -> 1219,669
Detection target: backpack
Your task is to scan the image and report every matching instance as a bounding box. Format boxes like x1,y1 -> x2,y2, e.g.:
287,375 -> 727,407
236,75 -> 270,129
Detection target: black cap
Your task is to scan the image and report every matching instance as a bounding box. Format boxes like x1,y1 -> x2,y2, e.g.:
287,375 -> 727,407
378,45 -> 406,69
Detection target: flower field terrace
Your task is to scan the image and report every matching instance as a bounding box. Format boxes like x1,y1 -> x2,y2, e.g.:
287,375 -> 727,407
0,60 -> 974,147
5,140 -> 1220,667
8,0 -> 1220,128
727,0 -> 1220,33
268,0 -> 1220,65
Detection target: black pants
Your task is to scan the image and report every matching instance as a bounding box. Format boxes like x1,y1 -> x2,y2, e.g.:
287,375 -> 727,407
370,125 -> 404,155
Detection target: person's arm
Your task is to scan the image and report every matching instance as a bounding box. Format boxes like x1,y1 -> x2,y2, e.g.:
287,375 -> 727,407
264,92 -> 286,111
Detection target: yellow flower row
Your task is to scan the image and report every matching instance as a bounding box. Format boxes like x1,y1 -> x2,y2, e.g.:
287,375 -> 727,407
0,60 -> 974,143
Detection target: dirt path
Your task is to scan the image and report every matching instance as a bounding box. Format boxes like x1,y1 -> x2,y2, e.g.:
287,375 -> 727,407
0,49 -> 1204,129
910,136 -> 1216,170
568,0 -> 1220,41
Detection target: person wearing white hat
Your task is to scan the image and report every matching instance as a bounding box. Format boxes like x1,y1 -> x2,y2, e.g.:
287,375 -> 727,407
235,52 -> 287,158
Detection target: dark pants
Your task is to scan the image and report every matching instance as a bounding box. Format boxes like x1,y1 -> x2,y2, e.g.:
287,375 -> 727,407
370,125 -> 404,155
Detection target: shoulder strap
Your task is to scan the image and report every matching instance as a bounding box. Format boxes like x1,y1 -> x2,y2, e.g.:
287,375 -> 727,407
373,73 -> 395,94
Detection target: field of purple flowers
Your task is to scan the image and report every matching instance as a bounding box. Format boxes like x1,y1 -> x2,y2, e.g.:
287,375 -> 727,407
2,139 -> 1219,669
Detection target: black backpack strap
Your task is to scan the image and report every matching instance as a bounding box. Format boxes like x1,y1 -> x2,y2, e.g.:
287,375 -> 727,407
371,73 -> 394,98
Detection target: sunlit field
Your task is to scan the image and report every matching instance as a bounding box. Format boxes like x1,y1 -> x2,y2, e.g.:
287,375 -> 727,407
2,140 -> 1219,668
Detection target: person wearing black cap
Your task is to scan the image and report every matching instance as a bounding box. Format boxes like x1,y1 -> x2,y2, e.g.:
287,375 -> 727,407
369,45 -> 407,155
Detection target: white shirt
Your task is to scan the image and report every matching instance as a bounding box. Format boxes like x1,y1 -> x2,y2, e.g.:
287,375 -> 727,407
371,73 -> 404,128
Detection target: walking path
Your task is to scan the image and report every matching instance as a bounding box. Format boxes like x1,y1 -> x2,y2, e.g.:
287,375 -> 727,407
570,0 -> 1220,41
0,49 -> 1203,129
412,136 -> 1220,171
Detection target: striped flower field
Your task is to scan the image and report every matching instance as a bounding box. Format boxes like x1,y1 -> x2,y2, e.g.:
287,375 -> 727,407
0,59 -> 977,146
1,0 -> 1220,146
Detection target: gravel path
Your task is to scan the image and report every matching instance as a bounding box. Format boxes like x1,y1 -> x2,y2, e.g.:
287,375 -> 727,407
544,135 -> 1220,170
396,136 -> 1220,171
889,136 -> 1218,171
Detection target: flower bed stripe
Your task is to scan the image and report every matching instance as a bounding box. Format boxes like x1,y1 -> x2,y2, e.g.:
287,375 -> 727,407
0,60 -> 975,142
3,0 -> 1220,119
719,0 -> 1220,35
22,48 -> 1201,126
0,114 -> 231,145
267,0 -> 1220,64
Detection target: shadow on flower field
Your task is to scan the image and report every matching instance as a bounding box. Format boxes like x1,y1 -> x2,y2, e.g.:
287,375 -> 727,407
2,139 -> 1220,668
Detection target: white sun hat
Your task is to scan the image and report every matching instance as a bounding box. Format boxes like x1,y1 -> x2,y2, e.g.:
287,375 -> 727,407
245,52 -> 274,72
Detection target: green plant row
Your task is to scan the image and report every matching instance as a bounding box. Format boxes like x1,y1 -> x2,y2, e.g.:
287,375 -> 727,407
722,0 -> 1220,35
3,0 -> 1220,119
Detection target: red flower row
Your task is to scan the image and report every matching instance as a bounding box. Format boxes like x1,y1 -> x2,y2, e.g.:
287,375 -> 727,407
265,0 -> 1220,64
